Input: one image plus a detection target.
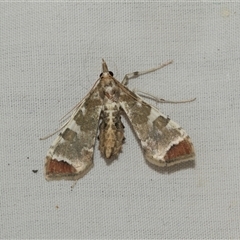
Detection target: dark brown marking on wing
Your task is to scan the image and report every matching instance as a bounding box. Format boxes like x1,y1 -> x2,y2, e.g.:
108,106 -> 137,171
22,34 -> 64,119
61,128 -> 77,141
152,118 -> 180,147
153,115 -> 170,129
74,98 -> 102,132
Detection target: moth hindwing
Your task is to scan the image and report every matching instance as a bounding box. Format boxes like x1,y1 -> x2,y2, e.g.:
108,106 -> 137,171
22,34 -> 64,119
44,59 -> 195,181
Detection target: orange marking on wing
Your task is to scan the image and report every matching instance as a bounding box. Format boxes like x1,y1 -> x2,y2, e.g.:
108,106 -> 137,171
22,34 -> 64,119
46,158 -> 76,174
164,138 -> 194,161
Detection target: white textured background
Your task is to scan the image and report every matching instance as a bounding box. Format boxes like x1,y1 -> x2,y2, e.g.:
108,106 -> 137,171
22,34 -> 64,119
1,2 -> 240,239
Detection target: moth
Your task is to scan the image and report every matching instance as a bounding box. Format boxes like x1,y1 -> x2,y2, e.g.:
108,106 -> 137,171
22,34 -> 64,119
43,59 -> 195,181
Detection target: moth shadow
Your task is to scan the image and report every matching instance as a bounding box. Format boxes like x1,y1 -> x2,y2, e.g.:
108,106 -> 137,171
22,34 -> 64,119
145,159 -> 195,175
102,153 -> 121,166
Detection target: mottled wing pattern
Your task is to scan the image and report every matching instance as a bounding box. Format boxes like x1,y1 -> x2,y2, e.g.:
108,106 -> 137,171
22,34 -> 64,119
118,84 -> 195,167
45,83 -> 103,180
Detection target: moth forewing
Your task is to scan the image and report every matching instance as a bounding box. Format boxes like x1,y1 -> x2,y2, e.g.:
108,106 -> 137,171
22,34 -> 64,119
117,79 -> 195,167
44,84 -> 103,181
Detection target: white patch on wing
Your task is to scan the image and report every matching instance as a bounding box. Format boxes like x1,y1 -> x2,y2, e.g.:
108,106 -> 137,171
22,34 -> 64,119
81,106 -> 86,115
68,120 -> 80,133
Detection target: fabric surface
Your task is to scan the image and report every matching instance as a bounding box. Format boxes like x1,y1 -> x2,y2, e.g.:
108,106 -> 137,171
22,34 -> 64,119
1,2 -> 239,239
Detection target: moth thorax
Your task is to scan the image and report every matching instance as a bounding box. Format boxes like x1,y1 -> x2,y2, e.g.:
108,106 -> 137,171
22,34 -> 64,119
98,105 -> 125,159
101,79 -> 120,102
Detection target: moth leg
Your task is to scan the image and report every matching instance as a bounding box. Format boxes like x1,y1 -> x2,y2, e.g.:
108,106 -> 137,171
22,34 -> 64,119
133,90 -> 196,104
121,60 -> 173,86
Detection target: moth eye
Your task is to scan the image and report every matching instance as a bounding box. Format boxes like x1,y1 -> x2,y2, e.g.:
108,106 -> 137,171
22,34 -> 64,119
109,71 -> 114,76
100,73 -> 103,77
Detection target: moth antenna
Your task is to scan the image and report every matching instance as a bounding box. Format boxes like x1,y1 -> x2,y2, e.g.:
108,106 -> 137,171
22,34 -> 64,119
40,120 -> 69,140
59,100 -> 83,123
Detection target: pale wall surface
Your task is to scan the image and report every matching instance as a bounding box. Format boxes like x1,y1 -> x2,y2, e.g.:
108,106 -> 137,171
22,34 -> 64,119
1,2 -> 239,239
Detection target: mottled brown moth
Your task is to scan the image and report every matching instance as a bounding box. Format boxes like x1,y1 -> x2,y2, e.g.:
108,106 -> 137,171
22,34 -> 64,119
42,59 -> 195,181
